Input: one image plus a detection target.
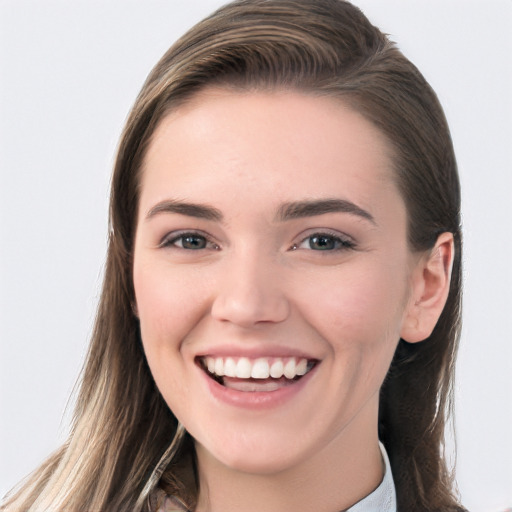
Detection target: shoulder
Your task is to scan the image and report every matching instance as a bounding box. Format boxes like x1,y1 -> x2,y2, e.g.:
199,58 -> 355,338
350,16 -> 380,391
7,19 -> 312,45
149,488 -> 189,512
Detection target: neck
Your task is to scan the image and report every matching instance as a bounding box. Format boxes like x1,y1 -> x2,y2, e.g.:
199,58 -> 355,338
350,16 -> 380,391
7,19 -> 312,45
194,411 -> 383,512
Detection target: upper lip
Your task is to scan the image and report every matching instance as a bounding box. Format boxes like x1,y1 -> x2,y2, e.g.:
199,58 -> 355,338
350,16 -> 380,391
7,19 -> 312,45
193,344 -> 321,361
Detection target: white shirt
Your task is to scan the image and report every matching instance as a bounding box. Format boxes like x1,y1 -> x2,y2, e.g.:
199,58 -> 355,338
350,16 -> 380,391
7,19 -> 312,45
347,442 -> 397,512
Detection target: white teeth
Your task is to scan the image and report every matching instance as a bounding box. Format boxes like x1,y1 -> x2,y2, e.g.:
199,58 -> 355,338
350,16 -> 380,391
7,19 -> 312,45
224,357 -> 237,377
296,358 -> 308,376
269,360 -> 284,378
283,358 -> 297,379
236,357 -> 252,378
251,359 -> 270,379
214,358 -> 224,376
203,356 -> 313,380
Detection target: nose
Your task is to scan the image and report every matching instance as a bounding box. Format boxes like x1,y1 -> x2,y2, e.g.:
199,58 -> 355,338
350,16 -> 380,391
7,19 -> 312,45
210,252 -> 290,328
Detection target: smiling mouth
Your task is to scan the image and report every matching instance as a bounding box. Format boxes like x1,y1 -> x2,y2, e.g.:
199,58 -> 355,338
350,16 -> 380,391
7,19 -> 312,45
197,356 -> 318,392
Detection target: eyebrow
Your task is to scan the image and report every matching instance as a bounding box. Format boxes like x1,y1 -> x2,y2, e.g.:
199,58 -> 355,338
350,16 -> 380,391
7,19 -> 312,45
145,197 -> 375,225
145,200 -> 223,222
276,198 -> 376,224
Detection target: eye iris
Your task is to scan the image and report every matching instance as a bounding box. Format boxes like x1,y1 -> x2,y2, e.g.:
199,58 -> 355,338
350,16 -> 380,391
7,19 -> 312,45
309,235 -> 335,250
182,235 -> 206,249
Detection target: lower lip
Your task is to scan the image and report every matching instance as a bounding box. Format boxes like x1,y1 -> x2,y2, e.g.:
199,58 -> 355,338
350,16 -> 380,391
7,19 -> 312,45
199,365 -> 318,410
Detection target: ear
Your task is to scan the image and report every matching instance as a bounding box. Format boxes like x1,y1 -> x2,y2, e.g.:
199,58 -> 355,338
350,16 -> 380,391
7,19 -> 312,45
131,300 -> 139,318
400,232 -> 455,343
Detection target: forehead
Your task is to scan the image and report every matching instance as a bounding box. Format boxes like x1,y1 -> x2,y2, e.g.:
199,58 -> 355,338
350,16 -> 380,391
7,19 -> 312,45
139,88 -> 401,222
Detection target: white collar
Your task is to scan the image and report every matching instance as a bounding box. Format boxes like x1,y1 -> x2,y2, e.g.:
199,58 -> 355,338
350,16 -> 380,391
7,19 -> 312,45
347,442 -> 397,512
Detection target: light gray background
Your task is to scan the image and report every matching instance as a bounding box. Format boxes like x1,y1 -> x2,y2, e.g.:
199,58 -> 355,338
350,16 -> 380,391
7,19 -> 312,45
1,1 -> 511,510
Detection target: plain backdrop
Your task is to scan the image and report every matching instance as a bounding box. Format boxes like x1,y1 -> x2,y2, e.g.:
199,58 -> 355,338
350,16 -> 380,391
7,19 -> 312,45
1,1 -> 511,510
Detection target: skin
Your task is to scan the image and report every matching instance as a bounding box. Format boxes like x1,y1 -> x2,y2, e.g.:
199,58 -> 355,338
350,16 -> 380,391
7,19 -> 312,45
133,89 -> 453,512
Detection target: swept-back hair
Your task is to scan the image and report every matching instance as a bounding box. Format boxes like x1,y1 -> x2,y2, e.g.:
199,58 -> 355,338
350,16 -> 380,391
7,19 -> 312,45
1,1 -> 464,511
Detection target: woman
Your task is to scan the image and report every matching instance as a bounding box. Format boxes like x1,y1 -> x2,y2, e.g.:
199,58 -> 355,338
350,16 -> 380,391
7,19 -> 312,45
1,0 -> 465,511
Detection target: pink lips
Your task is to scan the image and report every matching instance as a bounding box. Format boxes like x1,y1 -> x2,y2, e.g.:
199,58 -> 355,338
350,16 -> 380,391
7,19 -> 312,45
197,355 -> 319,410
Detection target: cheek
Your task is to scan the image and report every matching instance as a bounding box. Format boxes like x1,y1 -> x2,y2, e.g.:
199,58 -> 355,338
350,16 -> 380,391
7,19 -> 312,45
133,262 -> 209,414
134,262 -> 215,382
306,265 -> 409,408
133,262 -> 211,351
296,261 -> 409,352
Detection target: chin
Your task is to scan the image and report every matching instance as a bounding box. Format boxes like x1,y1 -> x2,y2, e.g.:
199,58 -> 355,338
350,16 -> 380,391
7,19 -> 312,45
212,450 -> 302,476
194,429 -> 315,476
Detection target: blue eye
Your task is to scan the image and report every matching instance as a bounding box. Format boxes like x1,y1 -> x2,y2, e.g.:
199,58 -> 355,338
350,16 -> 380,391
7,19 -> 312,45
161,232 -> 218,250
294,233 -> 355,251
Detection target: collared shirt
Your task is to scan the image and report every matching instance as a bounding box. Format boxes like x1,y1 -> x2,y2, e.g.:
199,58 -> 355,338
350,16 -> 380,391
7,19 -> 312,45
150,443 -> 396,512
348,442 -> 397,512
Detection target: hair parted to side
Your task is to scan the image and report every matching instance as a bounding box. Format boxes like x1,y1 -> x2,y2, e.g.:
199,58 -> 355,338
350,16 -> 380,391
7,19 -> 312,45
1,1 -> 464,511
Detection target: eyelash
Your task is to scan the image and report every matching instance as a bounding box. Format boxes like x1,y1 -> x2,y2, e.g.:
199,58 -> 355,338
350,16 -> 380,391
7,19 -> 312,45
159,231 -> 219,251
291,231 -> 356,252
159,230 -> 356,252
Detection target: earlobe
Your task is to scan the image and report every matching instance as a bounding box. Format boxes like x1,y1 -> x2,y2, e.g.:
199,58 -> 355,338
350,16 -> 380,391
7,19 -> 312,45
400,232 -> 454,343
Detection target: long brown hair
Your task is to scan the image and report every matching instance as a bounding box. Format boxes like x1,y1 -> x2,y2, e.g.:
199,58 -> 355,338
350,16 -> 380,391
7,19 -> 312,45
1,1 -> 464,511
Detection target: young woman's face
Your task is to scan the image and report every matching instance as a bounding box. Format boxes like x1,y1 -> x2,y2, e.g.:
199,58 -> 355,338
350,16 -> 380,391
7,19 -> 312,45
133,89 -> 418,475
